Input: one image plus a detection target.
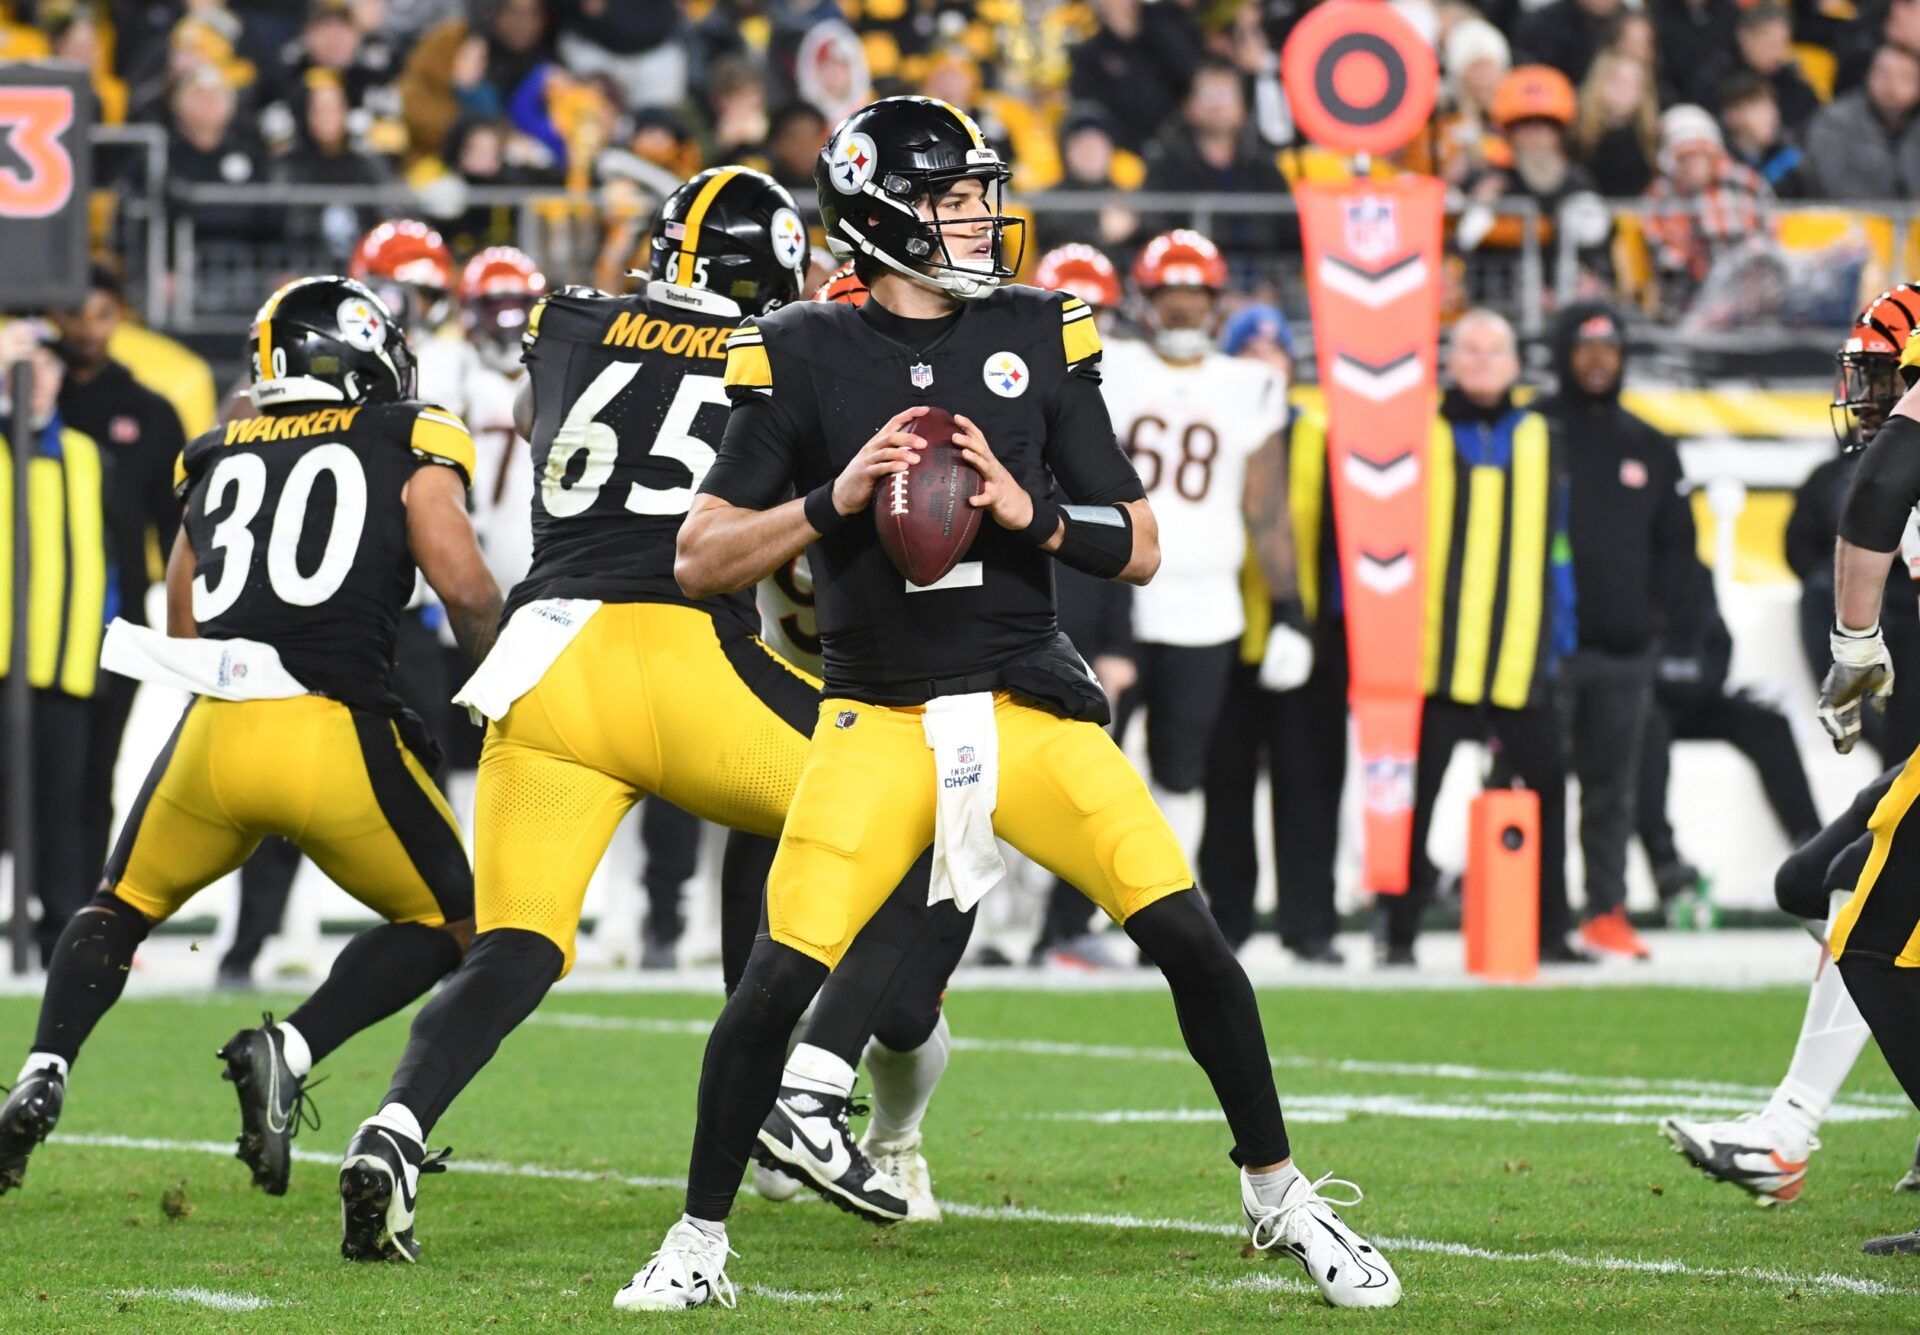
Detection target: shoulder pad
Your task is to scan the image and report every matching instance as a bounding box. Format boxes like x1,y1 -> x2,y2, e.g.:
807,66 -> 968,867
991,285 -> 1102,372
723,317 -> 774,392
402,402 -> 477,486
174,424 -> 226,498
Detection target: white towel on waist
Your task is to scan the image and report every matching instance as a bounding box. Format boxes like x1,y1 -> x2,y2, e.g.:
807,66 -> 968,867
99,620 -> 308,699
921,691 -> 1004,911
453,598 -> 602,722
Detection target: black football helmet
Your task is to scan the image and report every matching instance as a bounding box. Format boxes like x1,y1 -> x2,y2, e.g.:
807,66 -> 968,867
814,96 -> 1023,301
249,276 -> 414,410
643,165 -> 807,317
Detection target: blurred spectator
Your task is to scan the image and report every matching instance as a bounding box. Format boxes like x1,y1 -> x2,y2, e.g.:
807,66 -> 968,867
1653,0 -> 1738,109
1720,71 -> 1807,199
437,116 -> 547,252
1804,44 -> 1920,199
263,0 -> 399,124
921,46 -> 1061,191
1042,103 -> 1143,250
1433,17 -> 1511,187
275,71 -> 390,185
705,53 -> 769,165
1460,65 -> 1609,284
1141,59 -> 1296,254
42,2 -> 127,124
762,101 -> 828,192
384,0 -> 468,43
793,19 -> 871,127
1515,0 -> 1623,86
1720,3 -> 1819,135
1577,51 -> 1659,196
1068,0 -> 1204,154
1643,105 -> 1773,318
1837,0 -> 1920,95
399,0 -> 555,162
168,64 -> 271,241
549,0 -> 683,109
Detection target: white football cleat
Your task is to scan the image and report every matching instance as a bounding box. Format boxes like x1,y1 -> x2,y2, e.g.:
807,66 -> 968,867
861,1132 -> 940,1223
752,1159 -> 803,1202
614,1220 -> 737,1312
1660,1112 -> 1814,1206
1243,1168 -> 1400,1309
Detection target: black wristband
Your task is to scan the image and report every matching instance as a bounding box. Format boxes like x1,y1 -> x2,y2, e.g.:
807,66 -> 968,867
1018,494 -> 1063,548
804,483 -> 849,536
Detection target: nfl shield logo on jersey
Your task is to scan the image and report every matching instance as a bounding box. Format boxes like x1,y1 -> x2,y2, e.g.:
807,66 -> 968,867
911,362 -> 934,389
835,709 -> 858,730
1342,196 -> 1399,266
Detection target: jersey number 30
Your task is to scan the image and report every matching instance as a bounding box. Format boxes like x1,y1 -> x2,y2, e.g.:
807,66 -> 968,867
194,445 -> 368,619
541,363 -> 726,518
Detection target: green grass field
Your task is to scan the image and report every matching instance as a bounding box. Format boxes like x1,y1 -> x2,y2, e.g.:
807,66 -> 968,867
2,984 -> 1918,1331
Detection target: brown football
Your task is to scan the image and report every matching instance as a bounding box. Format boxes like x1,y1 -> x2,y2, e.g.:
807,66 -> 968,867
872,407 -> 985,587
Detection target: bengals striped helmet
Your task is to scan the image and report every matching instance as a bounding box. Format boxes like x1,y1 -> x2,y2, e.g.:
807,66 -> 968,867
1835,283 -> 1920,449
1034,244 -> 1122,310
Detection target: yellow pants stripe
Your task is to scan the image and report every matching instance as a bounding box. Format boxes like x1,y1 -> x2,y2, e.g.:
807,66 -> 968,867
1449,465 -> 1506,706
1489,416 -> 1548,710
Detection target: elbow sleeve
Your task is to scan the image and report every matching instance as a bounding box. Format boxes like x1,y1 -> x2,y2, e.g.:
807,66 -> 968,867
1841,414 -> 1920,553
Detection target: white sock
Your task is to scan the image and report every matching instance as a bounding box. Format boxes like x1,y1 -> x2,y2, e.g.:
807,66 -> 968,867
1762,956 -> 1870,1143
783,1043 -> 856,1098
863,1012 -> 951,1147
20,1052 -> 68,1083
1151,782 -> 1204,863
681,1212 -> 727,1242
1243,1160 -> 1304,1208
373,1101 -> 424,1145
275,1021 -> 313,1080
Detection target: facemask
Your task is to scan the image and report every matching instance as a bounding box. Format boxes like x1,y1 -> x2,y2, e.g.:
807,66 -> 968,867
1153,327 -> 1212,362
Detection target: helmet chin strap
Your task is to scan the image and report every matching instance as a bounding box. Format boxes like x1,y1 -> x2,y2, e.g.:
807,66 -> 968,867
833,219 -> 999,302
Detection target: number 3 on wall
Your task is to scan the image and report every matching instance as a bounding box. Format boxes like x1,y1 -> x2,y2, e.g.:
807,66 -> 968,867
0,86 -> 76,219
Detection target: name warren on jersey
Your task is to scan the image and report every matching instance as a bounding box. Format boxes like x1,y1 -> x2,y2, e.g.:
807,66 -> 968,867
513,282 -> 755,632
706,285 -> 1142,700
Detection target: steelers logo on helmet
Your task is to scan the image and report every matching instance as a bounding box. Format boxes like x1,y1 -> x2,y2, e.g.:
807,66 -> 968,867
770,207 -> 807,272
983,350 -> 1029,398
829,131 -> 878,194
335,295 -> 389,353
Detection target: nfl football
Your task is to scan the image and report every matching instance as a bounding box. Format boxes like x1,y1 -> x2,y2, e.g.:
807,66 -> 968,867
872,407 -> 984,587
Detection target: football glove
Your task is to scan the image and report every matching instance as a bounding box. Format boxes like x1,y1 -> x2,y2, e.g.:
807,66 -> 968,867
1819,623 -> 1895,754
1259,622 -> 1315,692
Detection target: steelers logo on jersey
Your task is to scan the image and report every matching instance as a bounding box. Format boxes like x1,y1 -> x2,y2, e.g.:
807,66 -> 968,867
829,131 -> 878,194
982,350 -> 1030,398
770,207 -> 808,272
336,295 -> 389,352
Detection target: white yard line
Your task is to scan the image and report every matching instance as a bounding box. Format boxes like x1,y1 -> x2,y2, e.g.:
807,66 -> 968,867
743,1285 -> 848,1303
1030,1092 -> 1907,1128
53,1133 -> 1910,1300
112,1286 -> 282,1311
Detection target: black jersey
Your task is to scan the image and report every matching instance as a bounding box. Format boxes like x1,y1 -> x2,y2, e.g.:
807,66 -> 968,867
704,286 -> 1143,701
176,400 -> 476,709
510,283 -> 757,634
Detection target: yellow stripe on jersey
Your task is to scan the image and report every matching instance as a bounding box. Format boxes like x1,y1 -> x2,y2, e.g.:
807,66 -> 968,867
1061,299 -> 1102,368
681,168 -> 744,269
1421,417 -> 1456,698
411,406 -> 476,486
523,294 -> 549,351
1488,414 -> 1550,710
1831,754 -> 1920,962
724,326 -> 773,390
172,450 -> 188,496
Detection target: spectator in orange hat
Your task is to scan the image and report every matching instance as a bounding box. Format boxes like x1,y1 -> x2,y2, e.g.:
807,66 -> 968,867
1643,103 -> 1774,317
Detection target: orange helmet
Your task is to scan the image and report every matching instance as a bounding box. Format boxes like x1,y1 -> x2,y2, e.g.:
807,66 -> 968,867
1034,244 -> 1122,310
1835,282 -> 1920,449
1491,65 -> 1576,132
349,219 -> 455,330
812,262 -> 869,307
1132,229 -> 1227,293
459,246 -> 547,371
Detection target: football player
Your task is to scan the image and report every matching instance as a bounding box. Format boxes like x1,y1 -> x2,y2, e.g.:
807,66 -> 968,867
336,166 -> 966,1261
623,97 -> 1400,1312
348,219 -> 474,408
456,246 -> 545,592
1100,229 -> 1302,858
1662,288 -> 1920,1206
0,277 -> 498,1200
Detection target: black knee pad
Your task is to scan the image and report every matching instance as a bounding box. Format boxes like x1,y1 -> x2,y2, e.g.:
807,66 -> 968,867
1123,888 -> 1236,985
79,890 -> 155,943
1774,846 -> 1830,920
464,926 -> 565,986
732,939 -> 829,1032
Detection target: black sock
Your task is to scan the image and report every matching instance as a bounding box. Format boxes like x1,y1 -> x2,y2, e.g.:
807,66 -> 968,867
32,893 -> 153,1065
684,940 -> 827,1220
1125,889 -> 1290,1166
1838,955 -> 1920,1111
381,928 -> 563,1135
284,921 -> 463,1067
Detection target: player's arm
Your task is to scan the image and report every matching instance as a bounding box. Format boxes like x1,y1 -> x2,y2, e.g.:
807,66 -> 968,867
405,463 -> 503,664
164,527 -> 198,638
1242,431 -> 1294,596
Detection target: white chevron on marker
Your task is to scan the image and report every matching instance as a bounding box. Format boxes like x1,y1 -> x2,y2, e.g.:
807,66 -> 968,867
1355,551 -> 1414,595
1342,451 -> 1419,500
1332,351 -> 1425,403
1317,253 -> 1429,308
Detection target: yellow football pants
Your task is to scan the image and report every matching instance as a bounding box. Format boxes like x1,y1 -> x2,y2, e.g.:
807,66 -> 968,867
768,693 -> 1194,967
474,602 -> 821,971
108,695 -> 470,926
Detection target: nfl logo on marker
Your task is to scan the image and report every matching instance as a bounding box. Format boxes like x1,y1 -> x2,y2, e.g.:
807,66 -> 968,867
1342,196 -> 1398,266
911,362 -> 933,389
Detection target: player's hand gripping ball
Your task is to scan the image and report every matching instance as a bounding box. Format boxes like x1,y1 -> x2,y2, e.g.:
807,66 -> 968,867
871,406 -> 984,586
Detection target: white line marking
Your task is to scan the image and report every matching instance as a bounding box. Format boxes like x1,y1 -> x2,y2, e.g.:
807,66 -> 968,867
1030,1094 -> 1907,1129
1209,1273 -> 1317,1295
743,1284 -> 847,1303
112,1286 -> 282,1312
57,1133 -> 1911,1299
526,1012 -> 1912,1106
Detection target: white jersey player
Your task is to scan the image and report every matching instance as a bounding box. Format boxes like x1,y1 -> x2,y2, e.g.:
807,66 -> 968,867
1098,230 -> 1301,854
453,246 -> 545,593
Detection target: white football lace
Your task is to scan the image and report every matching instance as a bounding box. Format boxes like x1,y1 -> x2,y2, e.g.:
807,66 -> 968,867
888,471 -> 910,517
1249,1172 -> 1365,1251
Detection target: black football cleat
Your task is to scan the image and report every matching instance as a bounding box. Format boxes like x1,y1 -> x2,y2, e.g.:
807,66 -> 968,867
218,1014 -> 320,1196
1863,1226 -> 1920,1256
755,1083 -> 907,1225
0,1065 -> 64,1195
1897,1132 -> 1920,1194
339,1114 -> 449,1263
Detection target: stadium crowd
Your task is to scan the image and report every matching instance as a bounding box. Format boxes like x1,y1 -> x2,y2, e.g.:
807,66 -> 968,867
0,0 -> 1904,975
